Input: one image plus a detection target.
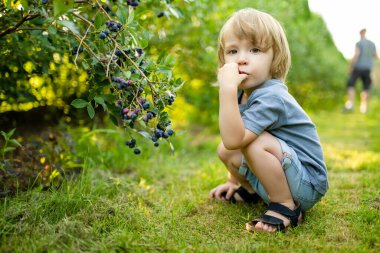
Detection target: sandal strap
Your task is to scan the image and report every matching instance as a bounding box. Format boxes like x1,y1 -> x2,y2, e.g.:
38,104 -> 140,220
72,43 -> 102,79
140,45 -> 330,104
235,186 -> 261,204
267,202 -> 301,227
253,214 -> 286,232
249,202 -> 302,232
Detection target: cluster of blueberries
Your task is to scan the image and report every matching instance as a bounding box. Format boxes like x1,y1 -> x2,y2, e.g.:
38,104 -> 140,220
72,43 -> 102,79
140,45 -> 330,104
99,21 -> 122,39
124,122 -> 175,155
112,76 -> 134,90
125,138 -> 141,154
167,94 -> 175,105
152,123 -> 174,142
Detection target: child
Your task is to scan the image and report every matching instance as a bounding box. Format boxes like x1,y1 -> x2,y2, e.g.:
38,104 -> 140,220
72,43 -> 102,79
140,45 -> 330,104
209,8 -> 328,233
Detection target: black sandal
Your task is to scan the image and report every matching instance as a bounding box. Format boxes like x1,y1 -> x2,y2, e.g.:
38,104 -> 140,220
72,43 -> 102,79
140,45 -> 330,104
246,202 -> 302,233
222,186 -> 261,204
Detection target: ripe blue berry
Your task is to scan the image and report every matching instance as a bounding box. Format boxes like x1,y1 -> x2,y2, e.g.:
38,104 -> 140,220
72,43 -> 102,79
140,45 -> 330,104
157,12 -> 164,18
99,32 -> 107,39
142,102 -> 150,110
167,129 -> 174,136
134,148 -> 141,155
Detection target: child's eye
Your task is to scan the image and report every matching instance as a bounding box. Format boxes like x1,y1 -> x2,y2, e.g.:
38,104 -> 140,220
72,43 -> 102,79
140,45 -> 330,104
227,49 -> 237,54
250,48 -> 260,53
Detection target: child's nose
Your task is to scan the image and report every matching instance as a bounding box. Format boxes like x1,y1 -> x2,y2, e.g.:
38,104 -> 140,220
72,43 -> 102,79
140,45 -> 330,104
237,53 -> 248,65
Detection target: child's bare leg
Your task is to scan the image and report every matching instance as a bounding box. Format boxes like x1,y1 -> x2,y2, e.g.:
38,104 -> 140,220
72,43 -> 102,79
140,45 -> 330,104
241,131 -> 297,232
217,142 -> 254,194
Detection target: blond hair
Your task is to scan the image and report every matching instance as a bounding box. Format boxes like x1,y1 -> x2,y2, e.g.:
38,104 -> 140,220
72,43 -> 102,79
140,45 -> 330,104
217,8 -> 291,81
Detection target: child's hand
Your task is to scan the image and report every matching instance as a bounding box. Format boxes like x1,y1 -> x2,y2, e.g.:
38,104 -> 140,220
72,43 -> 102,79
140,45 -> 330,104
209,181 -> 239,201
217,62 -> 248,90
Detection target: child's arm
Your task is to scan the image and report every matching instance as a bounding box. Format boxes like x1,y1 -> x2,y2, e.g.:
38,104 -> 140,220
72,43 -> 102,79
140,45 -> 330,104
218,63 -> 257,149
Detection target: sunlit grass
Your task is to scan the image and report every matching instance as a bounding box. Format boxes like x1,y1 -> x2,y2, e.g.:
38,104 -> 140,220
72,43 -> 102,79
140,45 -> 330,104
1,88 -> 380,252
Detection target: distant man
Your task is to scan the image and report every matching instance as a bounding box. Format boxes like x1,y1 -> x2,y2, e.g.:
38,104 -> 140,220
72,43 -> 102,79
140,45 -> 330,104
344,28 -> 377,113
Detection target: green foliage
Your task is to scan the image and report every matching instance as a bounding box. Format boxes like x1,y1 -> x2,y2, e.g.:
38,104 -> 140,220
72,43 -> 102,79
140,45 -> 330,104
0,0 -> 185,150
0,129 -> 22,170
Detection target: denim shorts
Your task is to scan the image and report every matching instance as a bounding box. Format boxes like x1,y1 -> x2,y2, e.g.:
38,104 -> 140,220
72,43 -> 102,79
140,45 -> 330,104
238,138 -> 323,212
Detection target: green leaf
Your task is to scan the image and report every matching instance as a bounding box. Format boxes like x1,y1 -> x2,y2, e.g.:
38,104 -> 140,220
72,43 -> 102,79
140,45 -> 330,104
168,6 -> 182,19
0,131 -> 7,140
87,103 -> 95,119
7,128 -> 16,138
57,20 -> 79,35
127,6 -> 135,25
140,39 -> 148,49
94,96 -> 107,111
53,0 -> 74,17
9,139 -> 22,147
71,99 -> 88,108
138,131 -> 151,139
116,6 -> 127,24
20,0 -> 28,10
4,0 -> 12,9
48,26 -> 57,35
4,147 -> 16,153
94,15 -> 106,29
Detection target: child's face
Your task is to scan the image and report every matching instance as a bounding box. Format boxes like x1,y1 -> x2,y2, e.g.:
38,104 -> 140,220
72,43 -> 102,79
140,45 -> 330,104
223,32 -> 273,91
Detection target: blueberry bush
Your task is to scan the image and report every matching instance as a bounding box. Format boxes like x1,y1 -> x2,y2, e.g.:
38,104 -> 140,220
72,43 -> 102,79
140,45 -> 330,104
1,0 -> 188,153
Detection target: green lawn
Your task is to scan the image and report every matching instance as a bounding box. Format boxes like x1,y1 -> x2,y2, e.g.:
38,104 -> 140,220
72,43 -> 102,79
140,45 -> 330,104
1,93 -> 380,252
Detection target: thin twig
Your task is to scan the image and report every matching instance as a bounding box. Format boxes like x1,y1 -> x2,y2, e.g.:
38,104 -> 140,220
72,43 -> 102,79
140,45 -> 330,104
0,13 -> 40,38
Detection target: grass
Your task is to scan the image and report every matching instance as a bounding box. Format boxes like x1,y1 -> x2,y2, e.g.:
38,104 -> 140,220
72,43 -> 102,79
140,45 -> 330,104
1,93 -> 380,252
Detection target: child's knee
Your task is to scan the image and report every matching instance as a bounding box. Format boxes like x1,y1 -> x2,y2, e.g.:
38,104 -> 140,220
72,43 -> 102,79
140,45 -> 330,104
217,142 -> 230,162
242,132 -> 282,160
217,142 -> 242,167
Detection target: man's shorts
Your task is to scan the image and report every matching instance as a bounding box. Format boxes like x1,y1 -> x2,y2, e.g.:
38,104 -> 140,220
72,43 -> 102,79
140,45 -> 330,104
347,68 -> 372,91
238,138 -> 323,212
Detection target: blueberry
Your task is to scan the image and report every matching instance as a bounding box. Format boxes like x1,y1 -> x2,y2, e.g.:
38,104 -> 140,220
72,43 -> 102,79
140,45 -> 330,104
157,12 -> 164,18
102,30 -> 109,36
99,32 -> 107,39
131,113 -> 137,120
42,0 -> 47,4
134,148 -> 141,155
142,102 -> 150,110
167,129 -> 174,136
154,142 -> 159,147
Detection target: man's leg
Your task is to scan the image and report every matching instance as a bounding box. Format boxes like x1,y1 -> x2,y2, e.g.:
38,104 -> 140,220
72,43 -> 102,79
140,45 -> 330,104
360,90 -> 369,113
360,70 -> 371,113
241,132 -> 297,232
345,70 -> 359,111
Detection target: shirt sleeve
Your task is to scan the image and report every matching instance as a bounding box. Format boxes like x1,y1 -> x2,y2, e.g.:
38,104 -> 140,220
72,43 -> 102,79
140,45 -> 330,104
241,95 -> 285,135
